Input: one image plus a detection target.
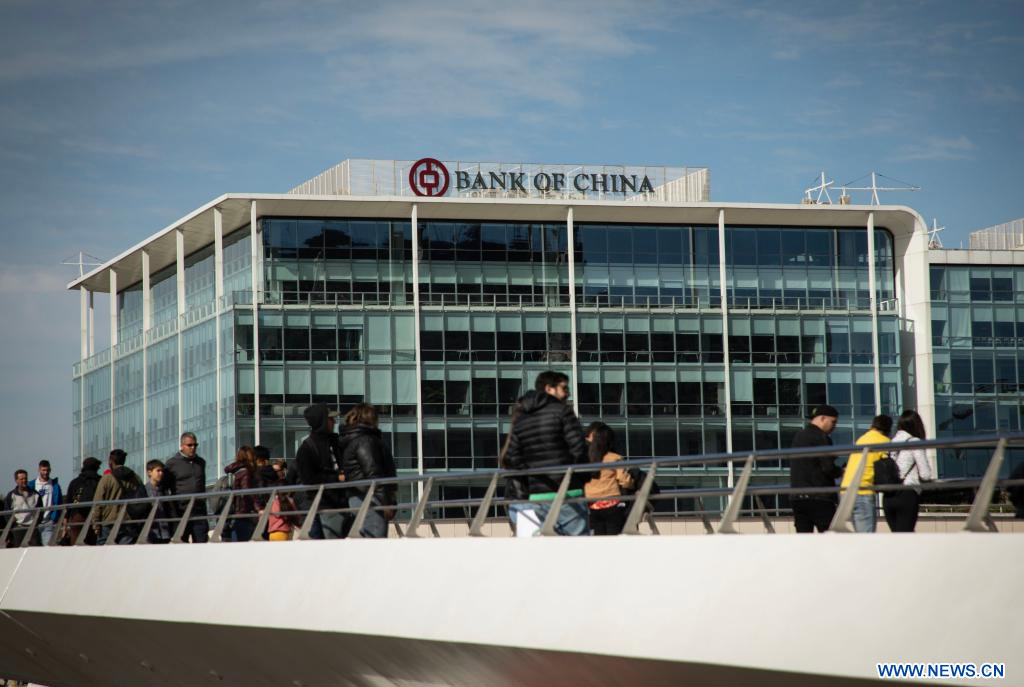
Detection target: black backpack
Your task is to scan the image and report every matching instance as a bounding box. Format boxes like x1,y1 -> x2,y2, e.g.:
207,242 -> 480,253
624,467 -> 661,506
874,453 -> 916,487
119,477 -> 151,520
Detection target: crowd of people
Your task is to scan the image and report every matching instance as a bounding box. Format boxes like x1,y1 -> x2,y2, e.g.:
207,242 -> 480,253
3,372 -> 1023,544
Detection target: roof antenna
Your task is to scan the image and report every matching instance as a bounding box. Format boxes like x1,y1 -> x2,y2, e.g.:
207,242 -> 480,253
839,172 -> 920,206
928,219 -> 945,249
802,171 -> 834,204
62,251 -> 103,278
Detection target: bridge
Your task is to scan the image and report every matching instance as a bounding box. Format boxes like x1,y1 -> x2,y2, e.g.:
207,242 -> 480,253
1,435 -> 1022,686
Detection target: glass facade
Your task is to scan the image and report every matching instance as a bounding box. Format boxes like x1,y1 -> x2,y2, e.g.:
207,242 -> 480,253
73,212 -> 912,505
930,264 -> 1024,478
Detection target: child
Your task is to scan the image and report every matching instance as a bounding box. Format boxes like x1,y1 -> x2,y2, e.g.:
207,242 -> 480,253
145,460 -> 174,543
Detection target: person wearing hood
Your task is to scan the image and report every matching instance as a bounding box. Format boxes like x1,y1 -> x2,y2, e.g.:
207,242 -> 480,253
29,459 -> 62,545
883,410 -> 934,532
3,469 -> 42,546
338,403 -> 397,538
93,449 -> 144,545
295,403 -> 348,539
65,457 -> 103,545
503,370 -> 589,537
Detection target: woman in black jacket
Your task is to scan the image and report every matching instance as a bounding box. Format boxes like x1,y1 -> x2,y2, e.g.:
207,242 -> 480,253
338,404 -> 397,538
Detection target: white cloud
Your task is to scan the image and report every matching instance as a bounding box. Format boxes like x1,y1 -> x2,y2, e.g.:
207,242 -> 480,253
890,135 -> 977,161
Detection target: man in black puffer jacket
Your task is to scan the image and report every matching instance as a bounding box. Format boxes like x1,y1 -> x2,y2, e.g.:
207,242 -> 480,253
504,371 -> 589,537
339,403 -> 397,538
295,404 -> 348,539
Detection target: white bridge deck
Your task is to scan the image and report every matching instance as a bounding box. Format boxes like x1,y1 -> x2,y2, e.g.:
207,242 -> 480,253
1,533 -> 1021,686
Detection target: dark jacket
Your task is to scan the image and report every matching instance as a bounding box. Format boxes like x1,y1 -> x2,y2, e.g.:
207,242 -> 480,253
164,452 -> 207,514
295,405 -> 344,506
789,423 -> 842,501
338,425 -> 398,505
145,481 -> 175,542
504,390 -> 588,495
66,468 -> 102,517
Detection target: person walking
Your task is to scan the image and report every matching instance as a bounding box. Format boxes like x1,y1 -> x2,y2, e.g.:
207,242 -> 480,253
3,470 -> 41,546
224,446 -> 261,542
338,403 -> 397,539
28,460 -> 62,545
295,404 -> 347,539
164,432 -> 208,543
789,405 -> 842,533
144,460 -> 174,543
842,415 -> 893,533
93,450 -> 144,545
883,410 -> 934,532
503,371 -> 589,537
65,457 -> 102,545
583,422 -> 633,536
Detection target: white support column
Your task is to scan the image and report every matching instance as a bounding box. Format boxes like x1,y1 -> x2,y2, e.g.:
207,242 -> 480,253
109,269 -> 118,452
176,228 -> 186,438
250,203 -> 261,444
867,212 -> 882,414
567,207 -> 580,406
214,207 -> 225,474
411,204 -> 424,480
142,250 -> 151,462
80,287 -> 89,361
717,210 -> 734,487
88,291 -> 95,356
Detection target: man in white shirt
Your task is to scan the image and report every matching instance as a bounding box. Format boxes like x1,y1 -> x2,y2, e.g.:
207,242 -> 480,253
29,460 -> 62,545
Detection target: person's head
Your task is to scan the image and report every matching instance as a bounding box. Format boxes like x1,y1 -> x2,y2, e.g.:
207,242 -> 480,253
146,459 -> 165,485
179,432 -> 198,458
898,410 -> 927,440
81,457 -> 102,473
109,449 -> 128,467
345,403 -> 379,428
14,469 -> 27,489
534,371 -> 570,402
303,404 -> 336,433
870,414 -> 893,436
253,445 -> 271,467
37,460 -> 51,481
236,445 -> 256,470
584,422 -> 616,463
271,459 -> 287,482
809,405 -> 839,434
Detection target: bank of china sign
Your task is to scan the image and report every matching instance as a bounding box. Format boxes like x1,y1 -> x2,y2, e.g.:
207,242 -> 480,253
408,158 -> 656,198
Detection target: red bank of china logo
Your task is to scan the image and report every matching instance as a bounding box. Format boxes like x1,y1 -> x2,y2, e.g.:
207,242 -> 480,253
409,158 -> 450,197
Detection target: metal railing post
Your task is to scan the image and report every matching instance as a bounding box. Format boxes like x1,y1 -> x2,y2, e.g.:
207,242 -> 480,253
18,509 -> 41,548
209,493 -> 235,543
296,485 -> 325,540
75,504 -> 98,546
104,504 -> 127,546
963,438 -> 1006,533
538,469 -> 574,537
348,482 -> 378,539
829,447 -> 869,533
717,454 -> 755,534
136,501 -> 159,545
46,510 -> 67,547
623,463 -> 658,535
252,488 -> 277,541
695,496 -> 715,534
170,497 -> 196,544
404,477 -> 433,538
468,473 -> 500,537
753,494 -> 776,534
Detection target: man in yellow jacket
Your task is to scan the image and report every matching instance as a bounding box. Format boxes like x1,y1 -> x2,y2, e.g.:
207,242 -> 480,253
841,415 -> 893,532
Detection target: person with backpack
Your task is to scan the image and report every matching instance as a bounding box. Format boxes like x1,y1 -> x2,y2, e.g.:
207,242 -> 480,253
64,457 -> 102,545
295,404 -> 347,539
583,422 -> 633,536
164,432 -> 208,543
339,403 -> 397,539
224,446 -> 262,542
503,371 -> 589,537
93,449 -> 145,544
841,415 -> 893,533
882,410 -> 934,532
28,460 -> 62,546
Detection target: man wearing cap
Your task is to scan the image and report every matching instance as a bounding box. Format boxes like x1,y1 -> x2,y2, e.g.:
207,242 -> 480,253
295,404 -> 348,539
789,404 -> 843,533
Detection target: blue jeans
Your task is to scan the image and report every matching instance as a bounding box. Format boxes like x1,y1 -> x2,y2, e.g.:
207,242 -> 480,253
853,493 -> 877,533
348,495 -> 389,538
509,502 -> 590,537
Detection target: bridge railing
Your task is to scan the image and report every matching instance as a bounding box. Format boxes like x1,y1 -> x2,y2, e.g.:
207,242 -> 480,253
2,433 -> 1023,547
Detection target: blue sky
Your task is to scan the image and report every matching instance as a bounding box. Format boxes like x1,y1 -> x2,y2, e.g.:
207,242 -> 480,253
0,0 -> 1021,483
